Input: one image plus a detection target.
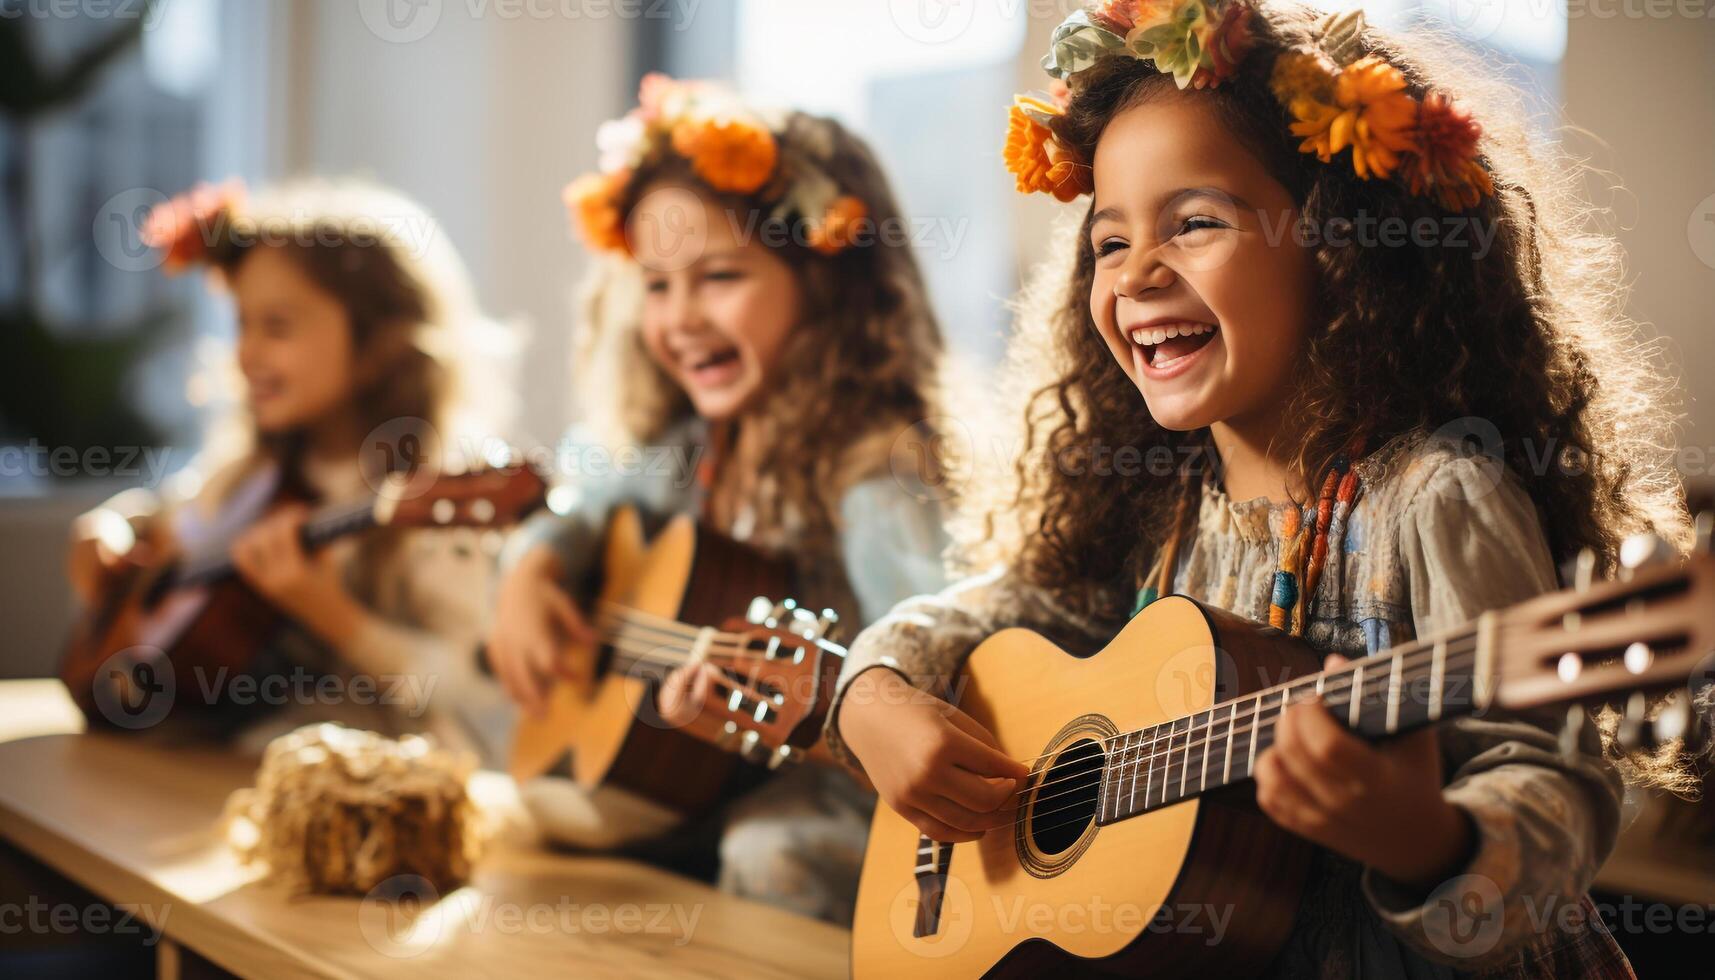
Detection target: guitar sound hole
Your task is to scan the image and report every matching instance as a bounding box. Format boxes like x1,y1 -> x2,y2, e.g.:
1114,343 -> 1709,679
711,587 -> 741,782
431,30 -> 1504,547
1029,738 -> 1104,855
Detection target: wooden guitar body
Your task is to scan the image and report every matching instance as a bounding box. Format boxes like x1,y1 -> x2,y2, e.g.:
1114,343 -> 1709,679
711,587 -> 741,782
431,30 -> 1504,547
508,507 -> 803,815
853,597 -> 1321,978
854,526 -> 1715,978
60,466 -> 548,728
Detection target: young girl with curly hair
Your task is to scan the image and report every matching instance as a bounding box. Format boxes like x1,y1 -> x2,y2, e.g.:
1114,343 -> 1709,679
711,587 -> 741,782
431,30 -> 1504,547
67,178 -> 517,762
832,4 -> 1692,975
487,75 -> 953,924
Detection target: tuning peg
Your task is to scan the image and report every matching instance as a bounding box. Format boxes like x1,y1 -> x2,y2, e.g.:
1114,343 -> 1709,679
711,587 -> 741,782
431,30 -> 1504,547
1652,690 -> 1694,743
745,596 -> 774,625
1618,533 -> 1675,579
813,608 -> 840,641
739,729 -> 767,764
1573,548 -> 1597,591
1616,692 -> 1649,751
1694,511 -> 1713,555
1612,686 -> 1694,755
768,745 -> 796,770
762,598 -> 798,629
1558,703 -> 1590,764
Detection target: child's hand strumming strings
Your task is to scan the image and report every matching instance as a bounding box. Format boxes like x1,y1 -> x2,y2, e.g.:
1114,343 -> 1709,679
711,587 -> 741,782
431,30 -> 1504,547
839,667 -> 1030,842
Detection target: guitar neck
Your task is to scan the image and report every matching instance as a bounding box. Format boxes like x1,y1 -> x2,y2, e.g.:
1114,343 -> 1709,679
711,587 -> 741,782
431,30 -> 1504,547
1096,617 -> 1490,825
172,500 -> 378,589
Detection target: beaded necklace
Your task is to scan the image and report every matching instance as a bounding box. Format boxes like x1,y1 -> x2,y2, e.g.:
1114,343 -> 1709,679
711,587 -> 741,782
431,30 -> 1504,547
1133,433 -> 1368,637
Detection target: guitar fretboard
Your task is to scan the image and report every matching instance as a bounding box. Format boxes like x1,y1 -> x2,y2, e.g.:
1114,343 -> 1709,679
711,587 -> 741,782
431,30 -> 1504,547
172,501 -> 378,589
1094,619 -> 1488,825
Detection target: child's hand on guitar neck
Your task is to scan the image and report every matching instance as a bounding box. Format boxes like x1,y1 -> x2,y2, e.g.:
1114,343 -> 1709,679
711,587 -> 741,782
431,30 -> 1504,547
1256,653 -> 1476,893
231,505 -> 365,647
488,546 -> 599,717
838,667 -> 1030,843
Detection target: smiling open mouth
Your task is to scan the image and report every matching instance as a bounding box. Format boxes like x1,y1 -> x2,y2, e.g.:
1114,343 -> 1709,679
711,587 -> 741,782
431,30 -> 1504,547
688,349 -> 738,371
1128,322 -> 1217,370
680,346 -> 742,386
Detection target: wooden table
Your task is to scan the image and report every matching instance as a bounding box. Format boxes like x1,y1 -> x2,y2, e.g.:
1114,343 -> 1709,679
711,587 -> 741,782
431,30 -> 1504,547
0,680 -> 851,979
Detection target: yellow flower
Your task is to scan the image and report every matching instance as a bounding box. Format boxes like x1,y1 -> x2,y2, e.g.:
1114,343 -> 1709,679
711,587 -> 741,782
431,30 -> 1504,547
670,115 -> 778,194
1282,54 -> 1417,181
1003,95 -> 1092,201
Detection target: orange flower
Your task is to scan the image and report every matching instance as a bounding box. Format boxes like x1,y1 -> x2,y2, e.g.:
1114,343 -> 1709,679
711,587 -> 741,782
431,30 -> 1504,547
807,195 -> 869,255
1191,3 -> 1256,90
670,116 -> 778,194
141,180 -> 245,274
1003,95 -> 1092,202
563,170 -> 631,253
1286,55 -> 1417,181
1269,48 -> 1337,106
1406,92 -> 1493,210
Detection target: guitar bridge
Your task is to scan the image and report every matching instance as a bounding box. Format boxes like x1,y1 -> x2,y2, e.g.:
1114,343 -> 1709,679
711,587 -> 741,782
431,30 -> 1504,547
911,834 -> 952,937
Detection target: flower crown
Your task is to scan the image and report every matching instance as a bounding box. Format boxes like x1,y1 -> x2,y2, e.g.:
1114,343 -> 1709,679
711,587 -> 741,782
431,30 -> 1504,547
1005,3 -> 1494,211
141,179 -> 247,274
564,73 -> 869,257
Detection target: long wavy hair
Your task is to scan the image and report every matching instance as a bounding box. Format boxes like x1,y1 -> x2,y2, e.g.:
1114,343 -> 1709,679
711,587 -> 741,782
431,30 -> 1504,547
965,5 -> 1696,784
193,177 -> 514,497
571,112 -> 949,596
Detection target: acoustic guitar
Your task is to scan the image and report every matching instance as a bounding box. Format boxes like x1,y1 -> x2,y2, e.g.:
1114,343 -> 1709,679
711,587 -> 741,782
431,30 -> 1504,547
507,505 -> 847,816
60,466 -> 548,728
851,523 -> 1715,977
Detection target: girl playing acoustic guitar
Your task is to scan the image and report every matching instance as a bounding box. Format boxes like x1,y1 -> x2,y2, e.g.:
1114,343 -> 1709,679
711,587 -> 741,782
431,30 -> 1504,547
66,178 -> 516,764
485,75 -> 953,923
833,4 -> 1690,975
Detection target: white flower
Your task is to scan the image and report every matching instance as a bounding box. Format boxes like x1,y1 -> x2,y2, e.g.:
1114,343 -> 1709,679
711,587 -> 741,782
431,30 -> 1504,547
596,115 -> 648,173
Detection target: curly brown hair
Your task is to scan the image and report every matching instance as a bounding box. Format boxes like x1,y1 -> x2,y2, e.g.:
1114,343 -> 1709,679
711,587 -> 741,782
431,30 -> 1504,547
965,6 -> 1697,784
571,111 -> 949,603
197,177 -> 511,491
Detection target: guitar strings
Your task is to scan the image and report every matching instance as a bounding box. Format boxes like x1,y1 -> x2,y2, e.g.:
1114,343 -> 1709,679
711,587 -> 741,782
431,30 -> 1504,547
1114,637 -> 1480,796
1016,652 -> 1481,841
1001,626 -> 1478,778
593,608 -> 801,670
1009,640 -> 1480,812
1013,647 -> 1481,832
994,623 -> 1482,779
1015,641 -> 1478,812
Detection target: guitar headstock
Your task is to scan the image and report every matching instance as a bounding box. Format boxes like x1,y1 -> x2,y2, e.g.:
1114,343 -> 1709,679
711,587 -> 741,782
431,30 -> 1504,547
1489,516 -> 1715,752
696,597 -> 845,769
373,464 -> 548,529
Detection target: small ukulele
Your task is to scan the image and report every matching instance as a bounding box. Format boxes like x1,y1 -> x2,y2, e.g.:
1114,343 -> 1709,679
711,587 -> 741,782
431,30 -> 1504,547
508,505 -> 847,816
60,466 -> 548,728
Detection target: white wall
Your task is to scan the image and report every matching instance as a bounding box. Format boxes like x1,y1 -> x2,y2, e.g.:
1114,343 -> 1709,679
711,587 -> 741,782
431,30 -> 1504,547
283,0 -> 635,447
1563,15 -> 1715,472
